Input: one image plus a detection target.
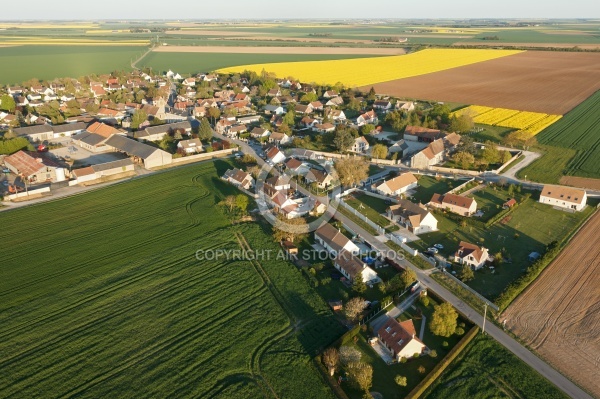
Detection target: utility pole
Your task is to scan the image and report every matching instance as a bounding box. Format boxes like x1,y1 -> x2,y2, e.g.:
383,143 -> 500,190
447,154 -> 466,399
482,302 -> 488,334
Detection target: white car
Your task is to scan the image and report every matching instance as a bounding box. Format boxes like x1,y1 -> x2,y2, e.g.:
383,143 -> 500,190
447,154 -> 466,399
433,244 -> 444,249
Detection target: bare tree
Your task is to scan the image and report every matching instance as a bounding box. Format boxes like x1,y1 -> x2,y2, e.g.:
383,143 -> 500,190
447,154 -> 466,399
344,297 -> 367,320
322,347 -> 339,376
339,346 -> 362,366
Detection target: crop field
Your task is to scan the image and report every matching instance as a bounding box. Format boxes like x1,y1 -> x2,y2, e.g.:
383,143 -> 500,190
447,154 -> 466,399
423,335 -> 568,399
365,51 -> 600,114
0,45 -> 147,84
216,49 -> 522,87
502,212 -> 600,398
139,51 -> 381,75
0,161 -> 344,398
152,45 -> 404,55
453,106 -> 561,140
519,90 -> 600,182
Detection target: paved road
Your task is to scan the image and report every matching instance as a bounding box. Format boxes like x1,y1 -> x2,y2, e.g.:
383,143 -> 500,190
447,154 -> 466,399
226,136 -> 593,399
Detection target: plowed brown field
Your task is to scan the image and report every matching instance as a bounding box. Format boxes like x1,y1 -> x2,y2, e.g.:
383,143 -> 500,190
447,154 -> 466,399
560,176 -> 600,191
363,51 -> 600,114
502,211 -> 600,398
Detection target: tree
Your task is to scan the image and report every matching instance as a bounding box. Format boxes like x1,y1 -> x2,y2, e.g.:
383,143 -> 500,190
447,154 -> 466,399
221,195 -> 237,212
352,275 -> 367,294
272,214 -> 309,243
131,109 -> 148,130
500,150 -> 512,164
429,302 -> 458,337
347,362 -> 373,393
344,297 -> 366,321
449,114 -> 474,133
360,124 -> 375,135
0,94 -> 16,112
339,346 -> 362,366
481,140 -> 500,164
0,137 -> 30,155
207,107 -> 221,125
459,264 -> 474,282
371,144 -> 388,160
452,151 -> 475,169
367,87 -> 376,101
198,118 -> 213,142
400,269 -> 417,289
235,194 -> 249,214
322,347 -> 339,376
493,251 -> 504,267
333,129 -> 355,152
335,157 -> 369,187
283,110 -> 295,126
395,375 -> 407,387
300,92 -> 317,103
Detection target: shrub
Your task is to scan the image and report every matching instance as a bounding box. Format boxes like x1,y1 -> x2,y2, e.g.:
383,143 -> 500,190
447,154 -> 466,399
395,375 -> 407,386
420,296 -> 430,307
455,327 -> 465,335
429,350 -> 438,358
442,341 -> 449,347
418,365 -> 426,374
400,357 -> 407,363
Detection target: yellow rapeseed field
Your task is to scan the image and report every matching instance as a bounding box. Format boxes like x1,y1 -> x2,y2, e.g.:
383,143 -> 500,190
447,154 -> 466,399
453,105 -> 562,139
216,48 -> 523,87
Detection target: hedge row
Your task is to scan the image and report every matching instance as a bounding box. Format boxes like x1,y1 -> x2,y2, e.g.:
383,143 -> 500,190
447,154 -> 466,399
405,326 -> 480,399
0,137 -> 31,155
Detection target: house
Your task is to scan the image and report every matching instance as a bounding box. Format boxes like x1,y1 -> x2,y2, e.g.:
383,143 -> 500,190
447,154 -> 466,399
309,101 -> 324,111
269,132 -> 291,146
539,185 -> 587,211
97,107 -> 125,120
305,168 -> 334,189
325,97 -> 344,107
312,200 -> 327,216
334,250 -> 379,284
266,175 -> 291,191
216,119 -> 234,135
177,138 -> 204,154
503,198 -> 517,209
265,146 -> 286,164
250,127 -> 271,139
227,124 -> 248,138
375,172 -> 418,196
263,104 -> 285,115
377,318 -> 426,361
373,100 -> 392,111
222,168 -> 255,190
71,159 -> 135,184
356,110 -> 378,126
326,109 -> 346,122
300,116 -> 318,128
410,139 -> 446,169
105,134 -> 172,169
428,193 -> 477,216
313,123 -> 336,134
262,183 -> 311,219
389,139 -> 409,155
396,101 -> 415,113
314,223 -> 360,256
404,126 -> 444,143
281,240 -> 299,256
182,77 -> 196,87
350,136 -> 370,153
267,88 -> 282,97
387,200 -> 438,235
323,90 -> 338,99
4,150 -> 66,183
295,104 -> 313,115
454,241 -> 490,270
285,158 -> 304,173
238,115 -> 261,124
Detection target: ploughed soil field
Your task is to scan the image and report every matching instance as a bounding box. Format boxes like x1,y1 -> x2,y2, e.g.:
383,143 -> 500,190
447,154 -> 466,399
560,176 -> 600,191
502,211 -> 600,398
363,51 -> 600,114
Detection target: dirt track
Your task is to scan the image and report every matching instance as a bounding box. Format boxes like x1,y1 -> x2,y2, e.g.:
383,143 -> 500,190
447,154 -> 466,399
153,46 -> 405,55
502,211 -> 600,398
362,51 -> 600,114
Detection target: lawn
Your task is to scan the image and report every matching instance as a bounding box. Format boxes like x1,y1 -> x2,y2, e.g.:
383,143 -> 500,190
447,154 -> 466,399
345,194 -> 394,230
409,175 -> 464,204
467,124 -> 515,144
411,188 -> 595,301
340,295 -> 471,399
423,335 -> 568,399
0,45 -> 146,84
0,160 -> 344,398
139,51 -> 378,75
517,144 -> 578,184
468,184 -> 512,222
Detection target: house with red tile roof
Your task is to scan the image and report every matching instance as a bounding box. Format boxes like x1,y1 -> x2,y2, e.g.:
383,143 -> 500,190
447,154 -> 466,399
377,318 -> 426,361
454,241 -> 490,270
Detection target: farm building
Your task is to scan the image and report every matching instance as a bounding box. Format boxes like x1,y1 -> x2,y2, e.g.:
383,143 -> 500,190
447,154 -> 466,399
387,200 -> 438,235
428,193 -> 477,216
454,241 -> 490,270
72,122 -> 123,153
377,318 -> 426,361
135,121 -> 192,142
71,159 -> 135,184
539,185 -> 587,212
334,250 -> 379,284
375,172 -> 418,196
4,150 -> 67,183
314,223 -> 359,256
410,139 -> 445,169
105,135 -> 172,169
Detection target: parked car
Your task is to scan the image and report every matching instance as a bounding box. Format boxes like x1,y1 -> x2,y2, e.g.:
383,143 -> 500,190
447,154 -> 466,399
428,256 -> 436,263
433,244 -> 444,249
2,168 -> 10,174
427,247 -> 439,254
2,180 -> 9,186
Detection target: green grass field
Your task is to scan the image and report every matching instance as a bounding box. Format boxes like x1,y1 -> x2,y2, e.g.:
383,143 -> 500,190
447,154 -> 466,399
139,52 -> 380,75
0,160 -> 344,398
0,45 -> 147,84
423,335 -> 567,399
519,90 -> 600,181
410,176 -> 464,204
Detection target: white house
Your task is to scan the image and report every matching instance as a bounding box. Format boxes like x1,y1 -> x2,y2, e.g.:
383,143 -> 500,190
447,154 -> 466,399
269,132 -> 292,146
334,250 -> 379,284
454,241 -> 490,270
375,172 -> 418,196
356,110 -> 378,126
263,105 -> 285,115
377,318 -> 426,361
314,223 -> 360,256
177,138 -> 204,154
350,136 -> 370,153
539,185 -> 587,211
373,100 -> 393,111
265,146 -> 286,164
387,200 -> 438,235
396,101 -> 415,112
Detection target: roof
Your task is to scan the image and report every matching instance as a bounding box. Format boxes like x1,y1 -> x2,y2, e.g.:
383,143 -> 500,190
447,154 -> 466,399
455,241 -> 488,263
251,127 -> 269,135
87,122 -> 119,138
378,318 -> 423,356
13,124 -> 52,137
285,158 -> 303,170
388,199 -> 430,228
105,135 -> 165,159
144,121 -> 192,136
504,198 -> 517,207
305,168 -> 330,184
92,158 -> 134,172
420,139 -> 445,160
359,110 -> 377,120
178,138 -> 202,149
335,250 -> 366,280
404,125 -> 442,137
430,193 -> 475,210
72,166 -> 95,178
223,168 -> 251,184
377,172 -> 417,193
73,132 -> 108,146
4,150 -> 58,177
51,122 -> 88,134
270,132 -> 289,141
265,146 -> 282,160
541,185 -> 586,205
315,223 -> 353,253
355,136 -> 369,145
444,132 -> 462,147
315,123 -> 335,130
266,175 -> 290,187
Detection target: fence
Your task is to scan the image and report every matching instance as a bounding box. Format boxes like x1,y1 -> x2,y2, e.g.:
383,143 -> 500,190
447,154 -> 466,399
6,186 -> 50,200
387,233 -> 418,256
428,165 -> 481,176
171,148 -> 234,164
337,198 -> 386,235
